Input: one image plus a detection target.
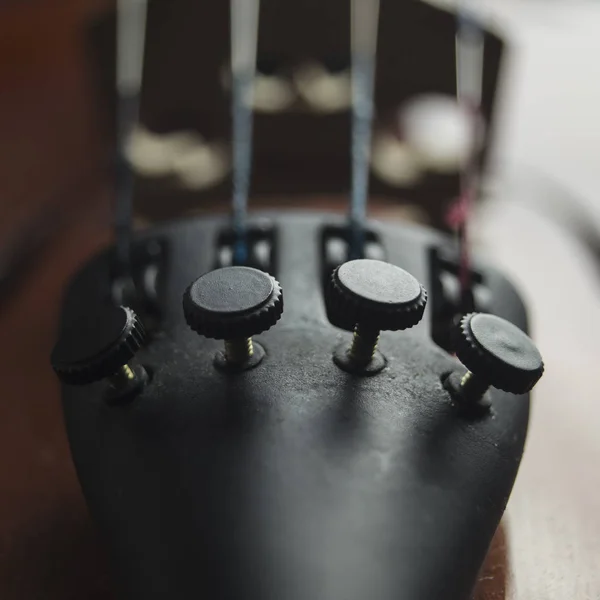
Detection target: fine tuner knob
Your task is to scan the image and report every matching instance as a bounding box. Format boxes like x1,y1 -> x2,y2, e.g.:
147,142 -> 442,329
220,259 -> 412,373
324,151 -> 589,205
450,312 -> 544,404
51,305 -> 148,398
183,266 -> 283,369
326,259 -> 427,372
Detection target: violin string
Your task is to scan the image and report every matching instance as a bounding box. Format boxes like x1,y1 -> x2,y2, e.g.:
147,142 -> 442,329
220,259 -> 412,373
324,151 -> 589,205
114,0 -> 148,277
230,0 -> 260,265
349,0 -> 380,259
454,0 -> 484,306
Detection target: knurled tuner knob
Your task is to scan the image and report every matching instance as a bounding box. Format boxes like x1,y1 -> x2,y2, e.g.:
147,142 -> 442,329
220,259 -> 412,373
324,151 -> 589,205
51,305 -> 148,397
452,312 -> 544,403
325,259 -> 427,371
183,266 -> 283,368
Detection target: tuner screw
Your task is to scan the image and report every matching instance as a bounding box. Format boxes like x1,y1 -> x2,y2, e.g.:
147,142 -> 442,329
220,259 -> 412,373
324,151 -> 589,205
51,305 -> 148,400
183,266 -> 283,369
325,259 -> 427,373
448,313 -> 545,404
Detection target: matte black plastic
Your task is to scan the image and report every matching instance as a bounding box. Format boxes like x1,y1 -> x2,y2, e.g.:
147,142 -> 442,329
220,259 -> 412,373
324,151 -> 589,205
456,313 -> 544,394
51,305 -> 145,385
327,259 -> 427,331
56,213 -> 531,600
183,266 -> 283,340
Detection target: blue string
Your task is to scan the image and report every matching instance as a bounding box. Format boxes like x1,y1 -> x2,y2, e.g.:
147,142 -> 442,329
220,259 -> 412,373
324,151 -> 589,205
349,52 -> 376,259
231,70 -> 254,266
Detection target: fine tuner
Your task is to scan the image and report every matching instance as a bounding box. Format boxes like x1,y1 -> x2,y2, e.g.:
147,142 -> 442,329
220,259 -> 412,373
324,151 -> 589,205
51,2 -> 544,599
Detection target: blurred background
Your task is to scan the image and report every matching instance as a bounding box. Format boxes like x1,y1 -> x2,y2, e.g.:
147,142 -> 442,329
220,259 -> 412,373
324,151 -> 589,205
0,0 -> 599,598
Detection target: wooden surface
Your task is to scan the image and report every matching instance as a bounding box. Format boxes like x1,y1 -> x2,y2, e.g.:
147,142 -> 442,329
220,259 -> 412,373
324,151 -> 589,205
0,202 -> 115,600
0,0 -> 105,243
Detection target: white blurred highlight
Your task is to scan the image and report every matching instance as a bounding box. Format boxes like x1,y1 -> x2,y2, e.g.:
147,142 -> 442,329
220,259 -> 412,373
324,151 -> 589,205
399,94 -> 484,173
371,132 -> 423,187
294,63 -> 351,113
221,67 -> 296,114
253,74 -> 296,113
125,127 -> 230,189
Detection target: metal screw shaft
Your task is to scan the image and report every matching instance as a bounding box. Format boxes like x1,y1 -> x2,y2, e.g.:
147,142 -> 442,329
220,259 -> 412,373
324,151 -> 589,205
108,363 -> 136,388
224,337 -> 254,365
349,323 -> 380,366
460,371 -> 490,402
